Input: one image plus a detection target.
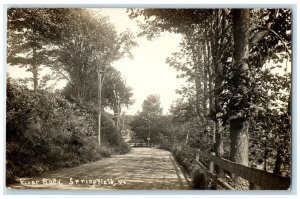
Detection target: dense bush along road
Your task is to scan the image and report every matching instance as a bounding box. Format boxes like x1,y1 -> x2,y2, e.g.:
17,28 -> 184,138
9,148 -> 191,190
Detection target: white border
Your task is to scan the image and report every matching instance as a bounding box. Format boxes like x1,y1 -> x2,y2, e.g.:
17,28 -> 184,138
1,1 -> 299,199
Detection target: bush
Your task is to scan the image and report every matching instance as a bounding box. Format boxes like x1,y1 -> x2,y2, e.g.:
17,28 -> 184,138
192,170 -> 208,189
6,79 -> 130,185
101,113 -> 131,155
172,146 -> 212,190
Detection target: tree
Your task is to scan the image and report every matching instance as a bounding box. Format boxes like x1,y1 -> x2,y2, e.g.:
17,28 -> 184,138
102,67 -> 134,131
228,9 -> 250,166
129,94 -> 167,145
141,94 -> 163,118
7,8 -> 60,92
129,9 -> 291,179
128,9 -> 228,164
37,9 -> 137,146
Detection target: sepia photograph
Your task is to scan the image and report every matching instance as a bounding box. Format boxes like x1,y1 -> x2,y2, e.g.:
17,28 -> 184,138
5,7 -> 292,191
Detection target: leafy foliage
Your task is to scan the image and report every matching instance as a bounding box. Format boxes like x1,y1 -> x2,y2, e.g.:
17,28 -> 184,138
7,8 -> 136,110
7,8 -> 61,90
129,95 -> 171,145
6,77 -> 130,184
6,9 -> 136,184
129,8 -> 291,179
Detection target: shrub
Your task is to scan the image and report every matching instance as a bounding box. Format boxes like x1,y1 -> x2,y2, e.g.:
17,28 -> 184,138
192,170 -> 208,189
6,79 -> 129,185
172,146 -> 213,190
101,113 -> 131,155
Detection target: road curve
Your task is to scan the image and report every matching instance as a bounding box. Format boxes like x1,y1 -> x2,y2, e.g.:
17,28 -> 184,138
9,147 -> 191,190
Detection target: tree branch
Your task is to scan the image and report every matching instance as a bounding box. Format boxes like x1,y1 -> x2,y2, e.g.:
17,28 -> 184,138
251,26 -> 291,57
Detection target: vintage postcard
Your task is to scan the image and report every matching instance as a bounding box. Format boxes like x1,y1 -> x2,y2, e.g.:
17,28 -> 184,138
5,7 -> 292,191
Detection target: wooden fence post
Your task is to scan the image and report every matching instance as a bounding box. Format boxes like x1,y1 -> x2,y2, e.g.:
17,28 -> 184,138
209,151 -> 215,173
249,161 -> 263,190
196,153 -> 200,162
196,149 -> 203,163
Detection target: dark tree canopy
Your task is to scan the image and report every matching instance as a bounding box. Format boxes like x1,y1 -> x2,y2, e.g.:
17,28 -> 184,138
128,8 -> 291,179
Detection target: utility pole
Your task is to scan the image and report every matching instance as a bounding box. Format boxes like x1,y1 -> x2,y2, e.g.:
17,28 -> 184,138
122,111 -> 126,131
98,68 -> 104,147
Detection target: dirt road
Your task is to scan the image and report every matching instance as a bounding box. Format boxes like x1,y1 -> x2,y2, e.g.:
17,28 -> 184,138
9,147 -> 191,190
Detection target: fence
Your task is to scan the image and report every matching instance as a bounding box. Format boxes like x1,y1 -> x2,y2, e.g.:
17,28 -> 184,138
129,142 -> 147,147
176,146 -> 290,190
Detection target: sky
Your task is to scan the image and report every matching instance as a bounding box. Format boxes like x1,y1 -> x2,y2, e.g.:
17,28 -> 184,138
97,8 -> 185,115
7,8 -> 186,115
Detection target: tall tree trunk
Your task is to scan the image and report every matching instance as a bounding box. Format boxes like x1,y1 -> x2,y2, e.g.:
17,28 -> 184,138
230,9 -> 250,167
121,112 -> 126,131
202,42 -> 208,117
230,118 -> 249,165
207,39 -> 216,143
194,71 -> 202,119
273,148 -> 283,175
32,21 -> 38,92
114,112 -> 120,132
214,10 -> 227,165
112,84 -> 121,132
98,69 -> 102,147
193,45 -> 204,121
215,119 -> 224,174
209,11 -> 225,174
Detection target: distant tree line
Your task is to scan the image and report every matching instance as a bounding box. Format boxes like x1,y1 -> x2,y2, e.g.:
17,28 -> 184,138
129,94 -> 172,146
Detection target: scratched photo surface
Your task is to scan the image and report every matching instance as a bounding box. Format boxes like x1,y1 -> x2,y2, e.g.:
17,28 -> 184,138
6,8 -> 291,190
